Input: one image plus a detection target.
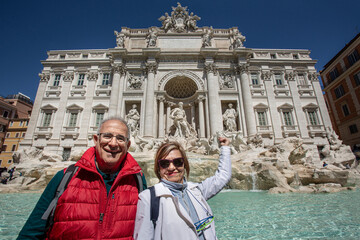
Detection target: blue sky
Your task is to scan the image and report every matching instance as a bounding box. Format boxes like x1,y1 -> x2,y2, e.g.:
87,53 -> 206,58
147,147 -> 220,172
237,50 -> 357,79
1,0 -> 359,101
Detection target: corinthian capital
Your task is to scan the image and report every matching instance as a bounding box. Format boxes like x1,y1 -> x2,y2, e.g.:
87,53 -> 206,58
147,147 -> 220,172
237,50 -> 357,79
87,72 -> 98,81
308,72 -> 319,81
261,71 -> 272,80
63,72 -> 74,82
112,63 -> 127,75
235,64 -> 248,75
204,63 -> 217,74
39,73 -> 50,82
145,62 -> 158,74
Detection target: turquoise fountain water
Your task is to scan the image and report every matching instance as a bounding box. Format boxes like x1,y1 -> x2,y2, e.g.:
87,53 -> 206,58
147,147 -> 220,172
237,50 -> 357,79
1,190 -> 360,239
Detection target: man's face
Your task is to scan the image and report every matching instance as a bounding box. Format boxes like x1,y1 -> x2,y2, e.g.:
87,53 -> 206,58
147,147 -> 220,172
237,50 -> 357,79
93,120 -> 131,173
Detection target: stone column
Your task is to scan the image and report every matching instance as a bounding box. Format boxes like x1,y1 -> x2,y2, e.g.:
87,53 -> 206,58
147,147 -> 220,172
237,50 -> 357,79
197,96 -> 206,139
109,63 -> 126,116
204,62 -> 223,135
20,73 -> 49,148
237,64 -> 256,137
76,73 -> 98,146
158,96 -> 165,138
166,102 -> 173,135
48,72 -> 74,153
143,62 -> 158,137
287,73 -> 309,139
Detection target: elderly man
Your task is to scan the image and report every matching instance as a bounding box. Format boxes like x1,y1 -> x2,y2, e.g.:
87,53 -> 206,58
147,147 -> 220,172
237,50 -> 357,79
18,117 -> 146,239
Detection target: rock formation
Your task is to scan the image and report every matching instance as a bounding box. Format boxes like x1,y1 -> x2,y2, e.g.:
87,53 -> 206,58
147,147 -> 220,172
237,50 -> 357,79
1,136 -> 359,194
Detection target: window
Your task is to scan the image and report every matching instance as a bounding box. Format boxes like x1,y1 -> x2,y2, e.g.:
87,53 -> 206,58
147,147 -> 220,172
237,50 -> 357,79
15,133 -> 19,138
11,145 -> 16,151
22,132 -> 26,138
307,110 -> 319,125
82,54 -> 88,59
342,104 -> 350,116
2,145 -> 7,151
354,72 -> 360,86
0,125 -> 4,132
271,54 -> 276,59
53,74 -> 61,86
329,68 -> 339,81
60,55 -> 65,59
95,112 -> 104,127
3,111 -> 9,118
26,120 -> 29,126
334,85 -> 345,99
78,74 -> 85,86
275,74 -> 283,85
293,54 -> 299,59
283,111 -> 293,126
102,73 -> 110,85
19,121 -> 23,126
7,160 -> 12,164
257,111 -> 267,126
6,133 -> 10,138
69,113 -> 78,127
251,73 -> 259,85
349,124 -> 358,134
297,74 -> 307,85
9,121 -> 13,126
43,112 -> 52,127
348,50 -> 360,66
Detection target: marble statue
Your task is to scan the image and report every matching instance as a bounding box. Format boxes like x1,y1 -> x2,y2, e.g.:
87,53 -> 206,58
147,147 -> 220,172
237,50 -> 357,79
146,28 -> 158,47
186,12 -> 200,30
159,12 -> 173,32
169,102 -> 195,138
326,127 -> 342,151
202,27 -> 213,47
114,30 -> 125,48
230,28 -> 246,49
125,104 -> 140,134
223,103 -> 238,132
158,3 -> 200,33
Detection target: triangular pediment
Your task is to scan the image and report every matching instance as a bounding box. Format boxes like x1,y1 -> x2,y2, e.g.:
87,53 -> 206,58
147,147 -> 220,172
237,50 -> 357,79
66,104 -> 83,110
41,104 -> 57,110
92,104 -> 108,110
254,103 -> 268,109
278,103 -> 293,109
303,103 -> 318,109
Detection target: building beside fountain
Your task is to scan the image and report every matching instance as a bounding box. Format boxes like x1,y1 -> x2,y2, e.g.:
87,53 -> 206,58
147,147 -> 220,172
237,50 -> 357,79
20,3 -> 332,157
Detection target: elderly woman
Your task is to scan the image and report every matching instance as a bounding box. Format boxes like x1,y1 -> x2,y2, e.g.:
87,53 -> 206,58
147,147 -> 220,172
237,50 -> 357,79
134,137 -> 231,240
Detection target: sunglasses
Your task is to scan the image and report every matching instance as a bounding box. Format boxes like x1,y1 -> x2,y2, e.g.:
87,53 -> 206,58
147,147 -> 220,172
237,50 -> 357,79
158,157 -> 184,169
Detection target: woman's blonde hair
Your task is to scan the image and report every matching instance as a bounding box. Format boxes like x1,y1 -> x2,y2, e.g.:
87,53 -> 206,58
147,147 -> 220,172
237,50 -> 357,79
154,142 -> 190,180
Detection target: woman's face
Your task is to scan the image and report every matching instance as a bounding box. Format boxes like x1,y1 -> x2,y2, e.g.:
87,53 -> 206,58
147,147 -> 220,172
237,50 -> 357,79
159,149 -> 185,183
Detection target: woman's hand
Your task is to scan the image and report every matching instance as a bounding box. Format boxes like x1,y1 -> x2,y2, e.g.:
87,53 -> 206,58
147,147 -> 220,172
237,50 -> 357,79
218,137 -> 230,146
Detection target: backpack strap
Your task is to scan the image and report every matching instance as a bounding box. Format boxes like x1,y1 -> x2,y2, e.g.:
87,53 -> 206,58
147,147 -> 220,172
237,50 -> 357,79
134,172 -> 144,193
149,186 -> 160,229
41,164 -> 78,228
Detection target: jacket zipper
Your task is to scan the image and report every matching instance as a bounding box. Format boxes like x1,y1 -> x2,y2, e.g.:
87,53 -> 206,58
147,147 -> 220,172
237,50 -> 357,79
99,213 -> 104,223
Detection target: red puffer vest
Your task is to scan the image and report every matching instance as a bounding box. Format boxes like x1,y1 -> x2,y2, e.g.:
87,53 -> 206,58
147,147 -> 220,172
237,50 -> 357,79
46,147 -> 142,240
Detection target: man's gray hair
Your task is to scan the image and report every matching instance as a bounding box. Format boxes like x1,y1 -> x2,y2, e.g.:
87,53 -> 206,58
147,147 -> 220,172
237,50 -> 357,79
97,116 -> 130,138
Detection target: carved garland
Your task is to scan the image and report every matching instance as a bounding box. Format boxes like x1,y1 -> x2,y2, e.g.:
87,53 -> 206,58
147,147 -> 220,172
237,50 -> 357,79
63,72 -> 74,82
39,73 -> 50,82
87,72 -> 98,81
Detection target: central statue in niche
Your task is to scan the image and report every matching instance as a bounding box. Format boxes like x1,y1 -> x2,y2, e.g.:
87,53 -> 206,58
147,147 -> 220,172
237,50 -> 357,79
169,102 -> 197,138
